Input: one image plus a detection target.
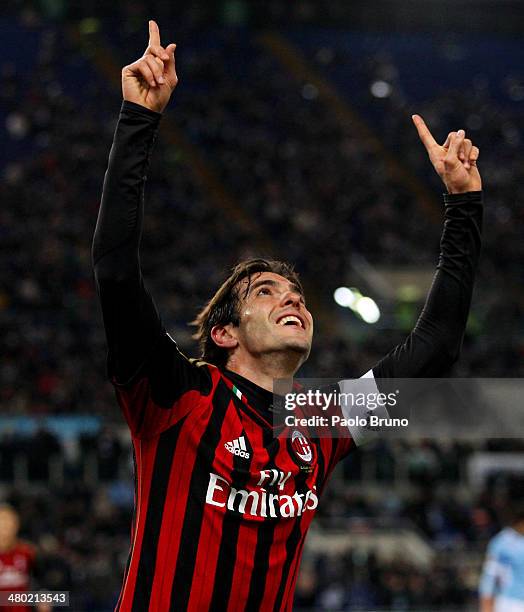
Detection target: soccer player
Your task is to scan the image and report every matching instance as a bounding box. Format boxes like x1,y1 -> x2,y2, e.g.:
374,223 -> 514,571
92,20 -> 483,611
0,504 -> 40,612
479,506 -> 524,612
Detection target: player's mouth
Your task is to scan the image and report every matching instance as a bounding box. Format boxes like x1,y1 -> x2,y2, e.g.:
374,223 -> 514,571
275,313 -> 305,329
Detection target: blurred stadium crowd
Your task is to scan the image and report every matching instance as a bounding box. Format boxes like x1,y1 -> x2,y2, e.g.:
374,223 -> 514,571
1,1 -> 523,610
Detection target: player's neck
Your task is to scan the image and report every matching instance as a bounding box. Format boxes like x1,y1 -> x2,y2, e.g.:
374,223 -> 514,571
0,539 -> 16,553
226,352 -> 299,393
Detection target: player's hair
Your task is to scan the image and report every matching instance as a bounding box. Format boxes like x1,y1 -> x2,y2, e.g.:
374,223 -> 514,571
191,258 -> 303,368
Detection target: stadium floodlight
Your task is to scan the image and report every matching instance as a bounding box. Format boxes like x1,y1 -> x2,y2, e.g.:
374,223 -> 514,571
355,296 -> 381,324
334,287 -> 380,323
333,286 -> 357,308
370,80 -> 392,98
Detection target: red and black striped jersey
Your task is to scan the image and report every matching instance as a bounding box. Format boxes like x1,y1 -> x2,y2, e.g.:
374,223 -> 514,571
113,332 -> 352,611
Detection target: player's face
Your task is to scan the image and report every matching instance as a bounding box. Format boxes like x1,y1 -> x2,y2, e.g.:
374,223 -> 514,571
234,272 -> 313,364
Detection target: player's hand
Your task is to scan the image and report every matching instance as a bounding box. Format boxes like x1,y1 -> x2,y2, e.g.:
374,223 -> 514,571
412,114 -> 482,194
122,20 -> 178,113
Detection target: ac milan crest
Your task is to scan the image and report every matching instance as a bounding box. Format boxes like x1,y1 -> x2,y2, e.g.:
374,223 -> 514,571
291,430 -> 312,464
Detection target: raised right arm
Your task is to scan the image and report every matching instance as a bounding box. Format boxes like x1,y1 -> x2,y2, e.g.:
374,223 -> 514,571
92,21 -> 178,385
92,23 -> 214,438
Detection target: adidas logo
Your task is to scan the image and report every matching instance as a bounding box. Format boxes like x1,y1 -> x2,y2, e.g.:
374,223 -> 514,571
224,436 -> 250,459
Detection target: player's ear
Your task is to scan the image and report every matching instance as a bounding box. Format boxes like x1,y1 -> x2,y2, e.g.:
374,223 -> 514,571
210,324 -> 238,350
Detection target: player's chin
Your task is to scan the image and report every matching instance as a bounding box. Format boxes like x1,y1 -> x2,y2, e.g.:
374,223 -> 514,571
281,337 -> 311,358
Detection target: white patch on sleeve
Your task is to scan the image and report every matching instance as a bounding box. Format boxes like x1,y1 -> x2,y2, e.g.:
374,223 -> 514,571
338,370 -> 389,446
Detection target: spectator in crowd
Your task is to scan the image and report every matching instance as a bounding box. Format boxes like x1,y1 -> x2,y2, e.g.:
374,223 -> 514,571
479,504 -> 524,612
0,504 -> 39,612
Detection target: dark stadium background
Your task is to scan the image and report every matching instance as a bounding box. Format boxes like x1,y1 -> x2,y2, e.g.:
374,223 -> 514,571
1,1 -> 523,610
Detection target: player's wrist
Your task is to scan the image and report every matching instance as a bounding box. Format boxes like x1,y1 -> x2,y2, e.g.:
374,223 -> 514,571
443,190 -> 483,206
121,100 -> 163,119
446,184 -> 482,195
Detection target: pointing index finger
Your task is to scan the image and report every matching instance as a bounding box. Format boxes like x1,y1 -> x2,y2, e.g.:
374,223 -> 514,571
148,20 -> 161,47
412,114 -> 438,152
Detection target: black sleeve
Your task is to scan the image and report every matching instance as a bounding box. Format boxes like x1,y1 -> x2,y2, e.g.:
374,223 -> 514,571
92,101 -> 166,385
373,191 -> 483,378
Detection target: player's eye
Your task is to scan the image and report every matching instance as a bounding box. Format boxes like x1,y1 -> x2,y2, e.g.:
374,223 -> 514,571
257,287 -> 271,296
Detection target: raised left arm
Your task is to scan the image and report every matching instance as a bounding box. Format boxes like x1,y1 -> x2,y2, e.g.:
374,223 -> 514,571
373,118 -> 483,378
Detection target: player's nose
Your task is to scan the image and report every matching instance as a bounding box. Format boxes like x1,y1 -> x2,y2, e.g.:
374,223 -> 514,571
280,291 -> 302,308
